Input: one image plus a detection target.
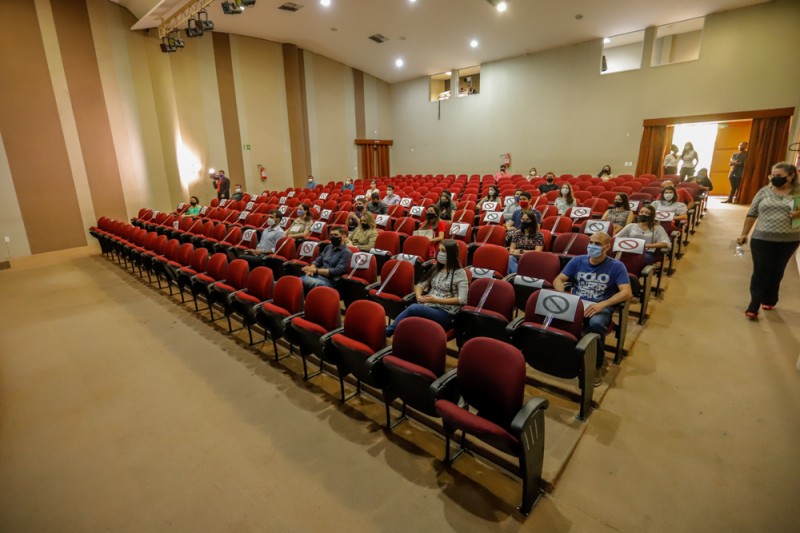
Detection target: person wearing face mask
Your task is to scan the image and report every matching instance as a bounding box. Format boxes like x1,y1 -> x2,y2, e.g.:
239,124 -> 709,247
237,210 -> 286,269
663,144 -> 680,176
538,173 -> 559,194
383,185 -> 401,206
614,206 -> 670,264
527,167 -> 539,180
501,188 -> 524,224
300,227 -> 353,292
477,185 -> 500,210
436,191 -> 457,221
286,203 -> 314,240
679,142 -> 699,181
723,142 -> 748,203
385,240 -> 468,337
305,175 -> 317,189
737,162 -> 800,319
554,232 -> 632,384
660,180 -> 695,211
341,178 -> 355,193
347,200 -> 367,231
365,179 -> 380,199
601,193 -> 634,232
555,183 -> 577,215
231,184 -> 244,202
414,205 -> 446,258
506,211 -> 545,274
508,191 -> 543,229
211,170 -> 230,200
366,192 -> 388,215
651,185 -> 688,221
184,196 -> 201,216
347,211 -> 378,252
495,165 -> 511,180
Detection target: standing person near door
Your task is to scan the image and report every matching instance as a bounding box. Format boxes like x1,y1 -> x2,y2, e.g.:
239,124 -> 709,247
211,170 -> 230,200
679,143 -> 699,181
737,162 -> 800,319
663,144 -> 680,176
723,142 -> 749,203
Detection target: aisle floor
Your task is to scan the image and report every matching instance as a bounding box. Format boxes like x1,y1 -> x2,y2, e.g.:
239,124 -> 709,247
1,198 -> 798,532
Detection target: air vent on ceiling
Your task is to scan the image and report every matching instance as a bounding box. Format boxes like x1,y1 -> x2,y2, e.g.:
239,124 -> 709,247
278,2 -> 303,12
369,34 -> 388,44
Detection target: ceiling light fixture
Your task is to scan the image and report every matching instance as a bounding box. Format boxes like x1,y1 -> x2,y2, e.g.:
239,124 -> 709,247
603,37 -> 610,44
395,58 -> 404,68
320,0 -> 331,6
470,39 -> 479,48
496,1 -> 507,12
445,71 -> 451,76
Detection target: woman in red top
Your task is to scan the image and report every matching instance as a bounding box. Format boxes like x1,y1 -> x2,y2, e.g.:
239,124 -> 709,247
417,205 -> 445,258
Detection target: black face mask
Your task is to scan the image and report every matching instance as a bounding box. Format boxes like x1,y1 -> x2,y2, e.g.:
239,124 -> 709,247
614,200 -> 623,207
638,214 -> 652,223
330,236 -> 342,246
520,221 -> 533,230
426,213 -> 437,220
190,201 -> 197,206
771,176 -> 788,188
546,177 -> 554,182
356,206 -> 364,212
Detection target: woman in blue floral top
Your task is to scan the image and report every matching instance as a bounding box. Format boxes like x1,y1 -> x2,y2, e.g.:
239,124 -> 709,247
507,210 -> 545,274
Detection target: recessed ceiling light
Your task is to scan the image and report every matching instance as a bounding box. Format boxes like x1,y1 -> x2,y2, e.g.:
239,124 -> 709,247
496,1 -> 507,12
395,58 -> 404,68
603,37 -> 610,44
409,0 -> 417,3
445,71 -> 452,76
320,0 -> 331,6
470,39 -> 479,48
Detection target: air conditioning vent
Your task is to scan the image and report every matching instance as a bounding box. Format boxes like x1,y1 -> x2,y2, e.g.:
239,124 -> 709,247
368,34 -> 388,44
278,2 -> 302,12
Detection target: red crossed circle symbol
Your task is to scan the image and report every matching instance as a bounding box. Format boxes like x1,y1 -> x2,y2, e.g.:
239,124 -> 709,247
355,253 -> 368,265
656,211 -> 671,220
302,242 -> 315,254
618,239 -> 639,250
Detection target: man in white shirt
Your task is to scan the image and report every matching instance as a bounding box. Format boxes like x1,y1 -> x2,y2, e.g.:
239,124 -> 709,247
383,185 -> 401,206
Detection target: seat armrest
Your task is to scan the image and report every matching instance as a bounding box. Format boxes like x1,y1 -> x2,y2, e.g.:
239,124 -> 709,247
365,281 -> 381,291
430,368 -> 459,400
319,326 -> 345,346
281,311 -> 305,329
505,316 -> 526,337
365,346 -> 394,370
422,259 -> 436,270
576,332 -> 601,354
510,397 -> 550,435
641,265 -> 654,277
252,299 -> 274,313
503,273 -> 516,282
402,292 -> 417,304
207,279 -> 227,290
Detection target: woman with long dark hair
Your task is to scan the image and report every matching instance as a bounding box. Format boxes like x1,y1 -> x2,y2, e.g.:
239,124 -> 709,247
415,204 -> 445,258
602,193 -> 634,232
737,162 -> 800,319
385,240 -> 468,337
555,182 -> 577,215
507,210 -> 545,273
615,204 -> 671,265
679,142 -> 699,181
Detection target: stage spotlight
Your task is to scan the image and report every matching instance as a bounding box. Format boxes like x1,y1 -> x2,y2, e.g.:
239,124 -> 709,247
185,18 -> 203,38
169,29 -> 185,48
197,10 -> 214,31
160,36 -> 177,53
221,1 -> 244,14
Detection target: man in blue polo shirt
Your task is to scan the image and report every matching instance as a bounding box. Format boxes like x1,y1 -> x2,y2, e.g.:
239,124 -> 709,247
554,232 -> 632,382
300,227 -> 352,292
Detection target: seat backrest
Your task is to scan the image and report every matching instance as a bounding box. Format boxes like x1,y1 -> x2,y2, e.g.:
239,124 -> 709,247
245,267 -> 274,302
164,239 -> 181,261
394,217 -> 418,236
392,317 -> 447,377
342,300 -> 386,352
524,290 -> 585,337
541,216 -> 573,233
466,278 -> 515,321
177,243 -> 195,265
273,275 -> 304,313
472,244 -> 509,277
402,235 -> 431,260
474,224 -> 506,246
206,253 -> 229,280
225,259 -> 250,289
378,260 -> 415,297
190,247 -> 210,271
271,236 -> 296,260
517,251 -> 561,282
552,233 -> 590,255
373,231 -> 400,255
458,338 -> 525,428
304,286 -> 342,331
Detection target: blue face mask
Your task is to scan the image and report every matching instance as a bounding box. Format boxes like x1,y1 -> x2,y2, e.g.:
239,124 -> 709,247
587,244 -> 604,258
297,209 -> 304,217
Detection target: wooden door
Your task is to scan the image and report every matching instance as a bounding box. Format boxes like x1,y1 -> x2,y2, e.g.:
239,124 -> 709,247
710,121 -> 751,197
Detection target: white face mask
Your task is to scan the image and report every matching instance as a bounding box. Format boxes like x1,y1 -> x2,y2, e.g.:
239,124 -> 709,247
235,188 -> 241,193
561,188 -> 570,195
436,251 -> 448,264
266,217 -> 276,227
663,193 -> 674,201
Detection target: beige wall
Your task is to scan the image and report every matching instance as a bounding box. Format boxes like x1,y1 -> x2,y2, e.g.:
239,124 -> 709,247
389,0 -> 800,176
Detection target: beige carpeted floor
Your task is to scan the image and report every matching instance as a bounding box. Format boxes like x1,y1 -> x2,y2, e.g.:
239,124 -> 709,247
1,198 -> 798,532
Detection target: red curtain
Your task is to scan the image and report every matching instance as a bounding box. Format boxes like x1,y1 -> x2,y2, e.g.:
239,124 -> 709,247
635,125 -> 667,177
356,141 -> 392,179
737,116 -> 791,204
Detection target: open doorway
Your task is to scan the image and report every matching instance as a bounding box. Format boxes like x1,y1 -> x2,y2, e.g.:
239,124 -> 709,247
671,122 -> 718,174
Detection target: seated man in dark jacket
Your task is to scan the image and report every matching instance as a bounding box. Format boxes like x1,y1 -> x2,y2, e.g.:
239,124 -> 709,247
300,227 -> 352,292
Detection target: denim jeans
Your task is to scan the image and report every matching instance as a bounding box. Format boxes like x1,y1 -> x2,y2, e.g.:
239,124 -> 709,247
301,274 -> 334,293
386,303 -> 453,336
508,255 -> 520,274
584,306 -> 614,368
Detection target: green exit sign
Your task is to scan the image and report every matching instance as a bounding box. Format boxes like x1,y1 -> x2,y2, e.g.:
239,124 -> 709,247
243,144 -> 251,150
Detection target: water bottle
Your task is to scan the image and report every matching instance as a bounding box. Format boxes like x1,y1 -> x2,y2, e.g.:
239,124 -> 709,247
734,244 -> 745,257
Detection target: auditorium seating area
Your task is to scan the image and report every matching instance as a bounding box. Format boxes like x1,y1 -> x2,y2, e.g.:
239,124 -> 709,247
89,171 -> 707,515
